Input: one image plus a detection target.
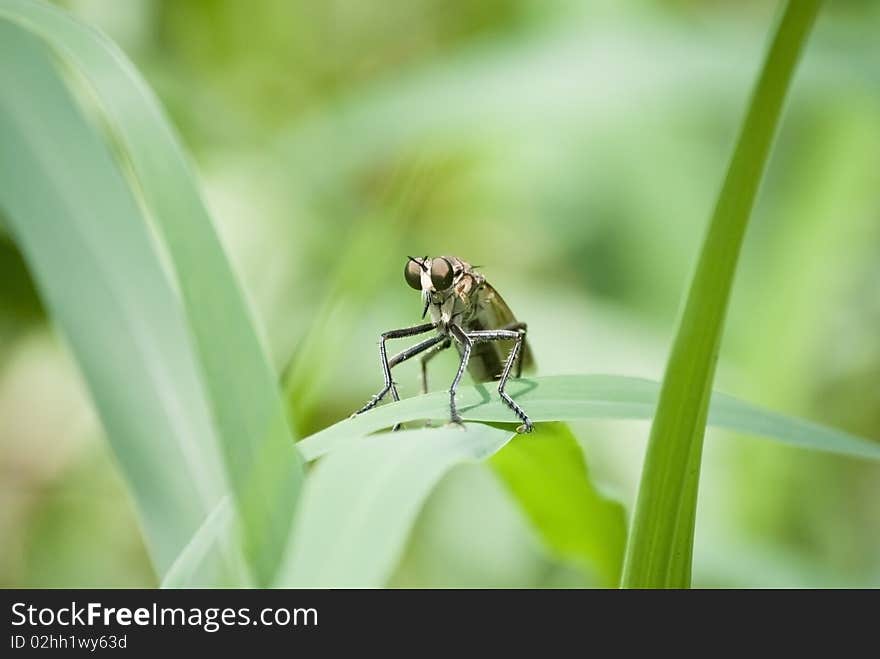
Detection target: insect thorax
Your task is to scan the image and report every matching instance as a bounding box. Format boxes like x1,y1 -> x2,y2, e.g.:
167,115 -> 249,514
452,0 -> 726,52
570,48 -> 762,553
429,268 -> 485,331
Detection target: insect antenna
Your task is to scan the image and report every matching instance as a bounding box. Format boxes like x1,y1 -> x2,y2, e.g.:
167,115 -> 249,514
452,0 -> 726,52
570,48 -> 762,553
407,255 -> 427,272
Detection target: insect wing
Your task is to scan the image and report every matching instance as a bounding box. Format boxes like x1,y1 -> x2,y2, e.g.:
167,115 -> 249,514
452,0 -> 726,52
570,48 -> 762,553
460,281 -> 535,382
477,283 -> 535,370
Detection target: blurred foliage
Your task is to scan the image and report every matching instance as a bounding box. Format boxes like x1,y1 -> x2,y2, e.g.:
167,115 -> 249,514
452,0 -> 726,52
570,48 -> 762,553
1,0 -> 878,586
0,229 -> 44,369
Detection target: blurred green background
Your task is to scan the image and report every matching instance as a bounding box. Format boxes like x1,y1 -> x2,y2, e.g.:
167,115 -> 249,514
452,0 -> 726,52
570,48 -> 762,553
1,0 -> 879,587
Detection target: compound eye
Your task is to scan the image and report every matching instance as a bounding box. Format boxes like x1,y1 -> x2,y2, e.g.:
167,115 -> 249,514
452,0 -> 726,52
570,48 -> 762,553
430,257 -> 454,291
404,259 -> 423,290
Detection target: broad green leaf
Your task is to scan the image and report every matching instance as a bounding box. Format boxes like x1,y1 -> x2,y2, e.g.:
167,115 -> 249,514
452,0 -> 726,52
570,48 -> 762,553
490,423 -> 627,587
390,463 -> 569,588
1,0 -> 303,585
277,425 -> 513,587
622,1 -> 824,588
297,375 -> 880,463
0,21 -> 238,581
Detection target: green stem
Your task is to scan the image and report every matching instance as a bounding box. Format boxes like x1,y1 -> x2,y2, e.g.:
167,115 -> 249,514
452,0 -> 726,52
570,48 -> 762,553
621,0 -> 824,588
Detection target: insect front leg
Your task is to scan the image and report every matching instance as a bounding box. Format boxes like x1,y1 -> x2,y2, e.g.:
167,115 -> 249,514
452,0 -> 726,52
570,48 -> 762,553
466,329 -> 533,433
385,333 -> 449,431
353,322 -> 436,417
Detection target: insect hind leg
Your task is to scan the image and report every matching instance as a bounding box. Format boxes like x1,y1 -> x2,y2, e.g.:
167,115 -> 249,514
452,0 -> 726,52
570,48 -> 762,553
466,328 -> 533,433
498,321 -> 527,378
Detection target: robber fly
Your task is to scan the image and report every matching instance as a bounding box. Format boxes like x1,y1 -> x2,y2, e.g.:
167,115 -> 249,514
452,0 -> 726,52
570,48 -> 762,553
353,255 -> 534,433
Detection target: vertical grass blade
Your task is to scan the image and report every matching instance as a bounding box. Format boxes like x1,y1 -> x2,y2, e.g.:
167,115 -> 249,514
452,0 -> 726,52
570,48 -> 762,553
0,21 -> 239,581
622,0 -> 824,588
1,0 -> 304,585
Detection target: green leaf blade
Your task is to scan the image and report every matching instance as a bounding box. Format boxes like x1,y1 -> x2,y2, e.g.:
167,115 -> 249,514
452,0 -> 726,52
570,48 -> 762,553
160,498 -> 251,588
622,0 -> 825,588
296,375 -> 879,464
